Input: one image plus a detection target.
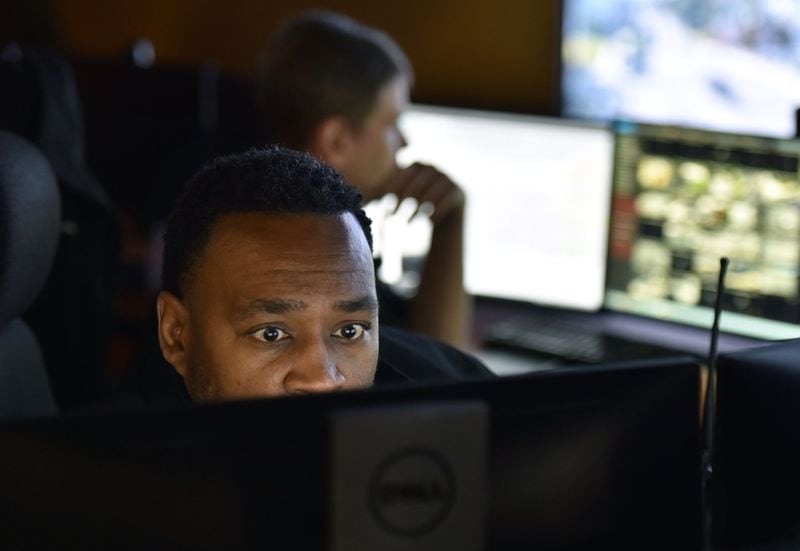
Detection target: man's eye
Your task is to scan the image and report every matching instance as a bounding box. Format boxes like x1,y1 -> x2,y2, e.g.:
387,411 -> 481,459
333,324 -> 367,340
254,326 -> 290,343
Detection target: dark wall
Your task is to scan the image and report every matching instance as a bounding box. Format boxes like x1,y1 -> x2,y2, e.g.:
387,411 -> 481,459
51,0 -> 561,114
2,1 -> 56,47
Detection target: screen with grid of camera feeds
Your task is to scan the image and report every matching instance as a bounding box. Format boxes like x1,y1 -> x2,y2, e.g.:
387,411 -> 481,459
606,122 -> 800,340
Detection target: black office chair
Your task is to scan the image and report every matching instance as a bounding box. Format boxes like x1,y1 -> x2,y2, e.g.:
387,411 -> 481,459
1,45 -> 119,408
0,130 -> 60,419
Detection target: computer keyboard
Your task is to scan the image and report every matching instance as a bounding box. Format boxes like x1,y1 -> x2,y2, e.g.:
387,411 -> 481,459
482,318 -> 606,363
481,315 -> 682,364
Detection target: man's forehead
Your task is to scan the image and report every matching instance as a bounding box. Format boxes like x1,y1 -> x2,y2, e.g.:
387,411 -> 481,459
211,211 -> 370,257
232,294 -> 379,322
233,262 -> 375,291
375,76 -> 409,121
187,211 -> 374,295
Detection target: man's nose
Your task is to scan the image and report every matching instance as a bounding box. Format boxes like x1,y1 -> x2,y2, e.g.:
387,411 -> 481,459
285,340 -> 346,394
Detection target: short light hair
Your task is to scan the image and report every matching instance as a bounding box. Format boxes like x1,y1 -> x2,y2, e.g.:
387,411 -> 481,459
256,10 -> 413,149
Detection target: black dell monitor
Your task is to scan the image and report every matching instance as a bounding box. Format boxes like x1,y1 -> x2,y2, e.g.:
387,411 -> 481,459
713,338 -> 800,549
0,356 -> 701,549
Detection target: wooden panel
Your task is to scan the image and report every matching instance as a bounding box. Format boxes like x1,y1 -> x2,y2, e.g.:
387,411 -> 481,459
53,0 -> 560,113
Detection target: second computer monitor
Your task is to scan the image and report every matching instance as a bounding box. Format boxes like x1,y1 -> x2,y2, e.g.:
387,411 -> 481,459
396,104 -> 614,311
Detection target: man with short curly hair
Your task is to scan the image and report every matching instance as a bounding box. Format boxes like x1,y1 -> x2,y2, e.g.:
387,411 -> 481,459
155,146 -> 489,402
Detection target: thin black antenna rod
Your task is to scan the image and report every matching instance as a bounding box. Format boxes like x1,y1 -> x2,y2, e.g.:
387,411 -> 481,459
701,256 -> 729,550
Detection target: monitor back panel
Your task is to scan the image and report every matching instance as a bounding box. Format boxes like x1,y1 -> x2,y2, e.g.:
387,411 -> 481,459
0,358 -> 701,549
714,339 -> 800,548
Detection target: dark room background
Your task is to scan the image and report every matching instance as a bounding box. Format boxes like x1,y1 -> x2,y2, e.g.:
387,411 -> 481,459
4,0 -> 562,115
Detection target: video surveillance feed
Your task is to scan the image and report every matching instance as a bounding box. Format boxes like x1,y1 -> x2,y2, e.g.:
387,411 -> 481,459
606,123 -> 800,339
562,0 -> 800,137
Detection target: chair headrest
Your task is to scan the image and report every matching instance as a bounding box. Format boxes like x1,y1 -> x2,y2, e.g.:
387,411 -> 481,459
0,130 -> 60,325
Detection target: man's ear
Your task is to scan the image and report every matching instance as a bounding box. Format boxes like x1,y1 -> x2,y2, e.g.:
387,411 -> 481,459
309,115 -> 354,170
157,291 -> 190,379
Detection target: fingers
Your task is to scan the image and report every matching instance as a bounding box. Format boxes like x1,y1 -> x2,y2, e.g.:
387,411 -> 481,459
382,163 -> 464,223
428,185 -> 465,224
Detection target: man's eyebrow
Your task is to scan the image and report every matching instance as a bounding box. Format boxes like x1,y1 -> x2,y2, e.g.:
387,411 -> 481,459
334,296 -> 379,314
237,298 -> 308,318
